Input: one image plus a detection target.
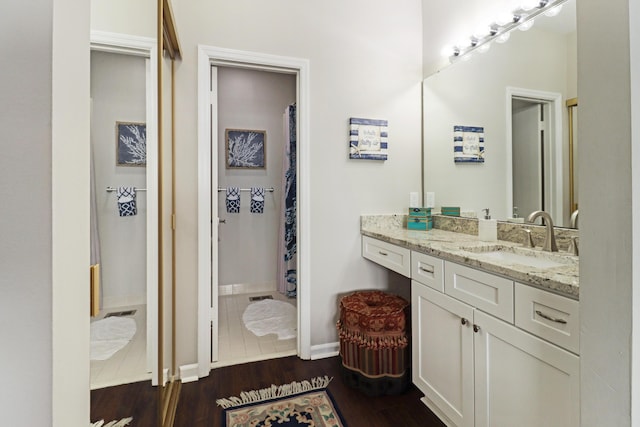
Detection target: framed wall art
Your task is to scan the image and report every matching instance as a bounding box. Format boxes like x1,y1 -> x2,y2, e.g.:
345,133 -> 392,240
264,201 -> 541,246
349,117 -> 388,160
225,129 -> 266,169
116,122 -> 147,166
453,125 -> 484,163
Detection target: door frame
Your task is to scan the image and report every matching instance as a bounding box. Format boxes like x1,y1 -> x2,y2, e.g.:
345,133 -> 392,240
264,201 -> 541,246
90,31 -> 159,380
197,45 -> 311,378
505,87 -> 563,223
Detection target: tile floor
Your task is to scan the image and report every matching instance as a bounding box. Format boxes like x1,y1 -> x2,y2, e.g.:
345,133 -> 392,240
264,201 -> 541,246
213,291 -> 298,368
90,304 -> 151,390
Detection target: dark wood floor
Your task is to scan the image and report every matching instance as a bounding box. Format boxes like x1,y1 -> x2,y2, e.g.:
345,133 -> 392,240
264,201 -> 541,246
92,355 -> 445,427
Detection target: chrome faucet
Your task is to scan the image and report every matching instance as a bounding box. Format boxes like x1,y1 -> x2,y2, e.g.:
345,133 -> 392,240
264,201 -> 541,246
526,210 -> 558,252
568,209 -> 579,255
570,209 -> 579,229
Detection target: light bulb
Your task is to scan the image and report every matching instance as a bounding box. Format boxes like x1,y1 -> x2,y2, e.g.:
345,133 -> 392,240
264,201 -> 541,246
456,38 -> 471,49
520,0 -> 538,11
474,24 -> 492,39
478,42 -> 491,53
518,19 -> 534,31
496,32 -> 511,43
544,4 -> 563,17
496,12 -> 516,26
441,45 -> 456,57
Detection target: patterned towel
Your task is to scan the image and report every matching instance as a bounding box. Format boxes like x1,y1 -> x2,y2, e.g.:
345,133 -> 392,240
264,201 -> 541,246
251,187 -> 265,214
226,187 -> 240,213
116,186 -> 137,217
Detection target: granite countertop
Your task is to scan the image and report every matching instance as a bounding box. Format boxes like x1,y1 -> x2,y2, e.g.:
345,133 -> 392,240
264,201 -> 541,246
361,215 -> 579,300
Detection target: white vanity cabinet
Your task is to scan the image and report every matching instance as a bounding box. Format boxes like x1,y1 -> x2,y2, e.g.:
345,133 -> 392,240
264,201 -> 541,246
410,253 -> 580,427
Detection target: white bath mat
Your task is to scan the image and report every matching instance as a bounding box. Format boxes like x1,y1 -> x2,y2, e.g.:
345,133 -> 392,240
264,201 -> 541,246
242,299 -> 296,340
90,317 -> 137,360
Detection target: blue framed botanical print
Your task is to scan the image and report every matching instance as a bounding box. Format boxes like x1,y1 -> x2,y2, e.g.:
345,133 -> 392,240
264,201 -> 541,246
453,125 -> 484,163
349,117 -> 388,160
225,129 -> 266,169
116,122 -> 146,166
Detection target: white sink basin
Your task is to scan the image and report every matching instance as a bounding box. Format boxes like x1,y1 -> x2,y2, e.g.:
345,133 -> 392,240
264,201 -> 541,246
460,245 -> 573,269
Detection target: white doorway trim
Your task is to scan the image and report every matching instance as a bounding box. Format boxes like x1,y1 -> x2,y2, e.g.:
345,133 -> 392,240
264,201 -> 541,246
506,87 -> 563,223
197,45 -> 311,378
90,31 -> 159,381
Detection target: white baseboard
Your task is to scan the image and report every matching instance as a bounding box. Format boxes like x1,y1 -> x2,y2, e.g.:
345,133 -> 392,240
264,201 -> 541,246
310,342 -> 339,360
179,363 -> 200,383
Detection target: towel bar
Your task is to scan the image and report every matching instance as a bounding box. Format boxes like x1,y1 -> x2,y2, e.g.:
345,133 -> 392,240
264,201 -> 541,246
106,186 -> 147,192
217,187 -> 274,193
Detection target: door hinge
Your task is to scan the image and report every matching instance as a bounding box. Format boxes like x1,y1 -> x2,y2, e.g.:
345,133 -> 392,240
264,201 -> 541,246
171,213 -> 176,230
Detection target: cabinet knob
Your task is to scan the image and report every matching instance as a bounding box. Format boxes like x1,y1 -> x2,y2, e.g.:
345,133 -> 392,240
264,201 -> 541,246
461,318 -> 468,326
473,324 -> 480,333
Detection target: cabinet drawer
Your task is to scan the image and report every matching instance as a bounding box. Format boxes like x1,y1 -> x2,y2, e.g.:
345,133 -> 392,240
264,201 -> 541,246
411,251 -> 444,292
515,283 -> 579,354
445,261 -> 514,323
362,236 -> 411,277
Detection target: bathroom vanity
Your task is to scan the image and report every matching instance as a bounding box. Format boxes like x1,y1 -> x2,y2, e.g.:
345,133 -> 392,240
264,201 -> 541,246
361,215 -> 580,427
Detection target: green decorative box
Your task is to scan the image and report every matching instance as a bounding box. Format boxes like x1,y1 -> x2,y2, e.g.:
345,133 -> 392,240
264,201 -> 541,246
408,207 -> 432,218
407,217 -> 433,231
441,207 -> 460,217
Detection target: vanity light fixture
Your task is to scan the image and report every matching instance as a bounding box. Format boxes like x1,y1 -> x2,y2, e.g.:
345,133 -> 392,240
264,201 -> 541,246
443,0 -> 569,62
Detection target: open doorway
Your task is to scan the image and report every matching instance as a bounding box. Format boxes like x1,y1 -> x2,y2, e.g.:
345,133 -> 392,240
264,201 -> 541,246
196,46 -> 311,379
89,33 -> 158,390
506,88 -> 564,224
213,66 -> 298,366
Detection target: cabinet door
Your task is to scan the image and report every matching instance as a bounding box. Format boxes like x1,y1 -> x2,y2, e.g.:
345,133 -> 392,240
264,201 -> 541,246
412,281 -> 475,427
473,310 -> 580,427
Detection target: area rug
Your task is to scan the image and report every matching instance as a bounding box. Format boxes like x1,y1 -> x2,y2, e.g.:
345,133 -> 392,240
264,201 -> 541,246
242,298 -> 296,340
217,376 -> 347,427
90,417 -> 132,427
90,316 -> 136,360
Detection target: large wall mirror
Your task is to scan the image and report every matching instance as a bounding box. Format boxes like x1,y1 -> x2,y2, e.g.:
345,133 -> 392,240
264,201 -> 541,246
89,0 -> 180,425
423,0 -> 577,227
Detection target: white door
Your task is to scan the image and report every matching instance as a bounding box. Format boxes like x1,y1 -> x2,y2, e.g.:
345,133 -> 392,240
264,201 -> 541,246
210,65 -> 220,362
411,281 -> 475,427
474,310 -> 580,427
512,99 -> 543,217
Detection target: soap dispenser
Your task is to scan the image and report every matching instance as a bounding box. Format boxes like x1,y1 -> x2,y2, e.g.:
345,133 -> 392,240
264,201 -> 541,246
478,208 -> 498,241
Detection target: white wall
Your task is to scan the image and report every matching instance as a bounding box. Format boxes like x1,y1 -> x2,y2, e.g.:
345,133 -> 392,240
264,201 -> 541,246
578,0 -> 635,425
52,0 -> 91,423
0,0 -> 90,425
1,2 -> 54,424
423,27 -> 574,221
217,67 -> 296,290
90,0 -> 155,38
172,0 -> 423,364
91,51 -> 147,308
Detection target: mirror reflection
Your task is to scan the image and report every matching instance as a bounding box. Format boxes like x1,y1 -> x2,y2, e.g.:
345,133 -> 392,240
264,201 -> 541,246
423,0 -> 577,227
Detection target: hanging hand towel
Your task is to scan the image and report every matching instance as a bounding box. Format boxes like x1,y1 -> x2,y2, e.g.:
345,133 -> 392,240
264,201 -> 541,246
251,187 -> 265,214
116,186 -> 137,217
226,187 -> 240,213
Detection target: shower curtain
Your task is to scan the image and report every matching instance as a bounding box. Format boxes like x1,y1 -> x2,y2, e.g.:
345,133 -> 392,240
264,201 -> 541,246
277,103 -> 297,298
